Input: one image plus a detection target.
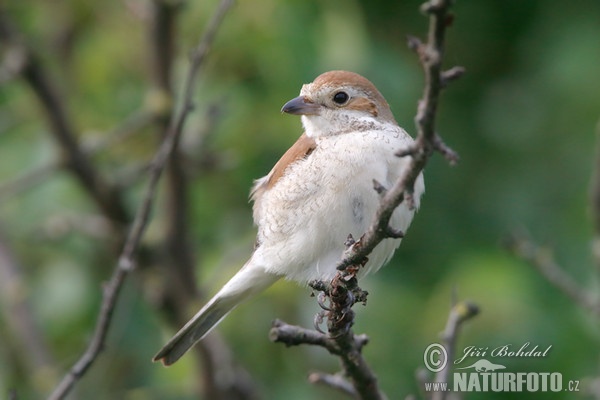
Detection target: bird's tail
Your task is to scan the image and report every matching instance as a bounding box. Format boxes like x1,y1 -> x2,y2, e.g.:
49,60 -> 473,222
153,260 -> 279,366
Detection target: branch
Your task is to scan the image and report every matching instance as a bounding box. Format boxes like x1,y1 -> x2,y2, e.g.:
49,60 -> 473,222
0,231 -> 55,377
505,233 -> 600,317
272,1 -> 461,398
46,1 -> 234,399
309,372 -> 358,398
0,39 -> 27,84
270,319 -> 334,348
0,11 -> 130,228
269,248 -> 377,399
270,276 -> 380,399
148,0 -> 199,305
148,1 -> 259,398
431,299 -> 479,400
338,0 -> 462,271
0,109 -> 154,202
589,121 -> 600,272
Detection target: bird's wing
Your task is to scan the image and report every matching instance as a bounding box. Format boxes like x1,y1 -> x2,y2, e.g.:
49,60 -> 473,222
250,133 -> 317,223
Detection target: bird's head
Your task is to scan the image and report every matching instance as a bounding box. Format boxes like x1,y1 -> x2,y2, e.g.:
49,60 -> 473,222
281,70 -> 396,138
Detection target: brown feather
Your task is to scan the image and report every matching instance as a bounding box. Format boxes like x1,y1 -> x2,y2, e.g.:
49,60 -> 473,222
347,97 -> 378,117
311,71 -> 394,123
267,133 -> 317,189
250,133 -> 317,201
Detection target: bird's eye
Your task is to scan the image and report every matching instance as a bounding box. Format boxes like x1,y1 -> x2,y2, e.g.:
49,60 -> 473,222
332,91 -> 349,105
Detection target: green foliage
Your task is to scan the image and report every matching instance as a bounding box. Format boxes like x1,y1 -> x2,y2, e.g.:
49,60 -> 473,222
1,0 -> 599,399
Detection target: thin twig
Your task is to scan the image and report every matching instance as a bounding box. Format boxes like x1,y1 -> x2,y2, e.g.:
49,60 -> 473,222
270,319 -> 331,348
148,0 -> 199,307
46,1 -> 233,399
272,0 -> 461,398
506,233 -> 600,317
0,41 -> 27,84
148,1 -> 258,398
82,109 -> 156,154
589,121 -> 600,274
0,109 -> 154,202
0,11 -> 130,227
431,300 -> 479,400
309,372 -> 359,398
338,0 -> 462,271
270,315 -> 378,399
270,320 -> 369,356
0,164 -> 56,203
0,232 -> 55,376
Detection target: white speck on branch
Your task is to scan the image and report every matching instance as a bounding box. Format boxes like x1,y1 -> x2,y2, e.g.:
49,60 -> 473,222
309,372 -> 359,398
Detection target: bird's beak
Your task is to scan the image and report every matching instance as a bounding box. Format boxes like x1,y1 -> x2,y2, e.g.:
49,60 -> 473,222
281,96 -> 320,115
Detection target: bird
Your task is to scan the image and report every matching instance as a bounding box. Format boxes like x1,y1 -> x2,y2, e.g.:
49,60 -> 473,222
153,70 -> 425,366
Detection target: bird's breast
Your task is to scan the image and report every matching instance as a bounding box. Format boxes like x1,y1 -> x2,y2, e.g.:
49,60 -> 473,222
253,127 -> 420,282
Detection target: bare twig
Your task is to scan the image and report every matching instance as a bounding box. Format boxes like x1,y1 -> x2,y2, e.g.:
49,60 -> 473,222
82,109 -> 156,154
148,0 -> 199,307
589,121 -> 600,273
46,1 -> 234,399
590,122 -> 600,237
0,12 -> 129,228
148,1 -> 258,399
271,262 -> 382,399
338,0 -> 461,271
0,231 -> 55,382
0,109 -> 154,202
8,389 -> 18,400
271,0 -> 461,398
309,372 -> 359,398
506,234 -> 600,317
313,274 -> 383,400
270,319 -> 332,348
271,313 -> 378,399
0,164 -> 56,203
431,300 -> 479,400
0,41 -> 27,84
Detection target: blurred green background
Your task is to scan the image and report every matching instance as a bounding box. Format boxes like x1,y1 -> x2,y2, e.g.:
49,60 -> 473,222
1,0 -> 599,399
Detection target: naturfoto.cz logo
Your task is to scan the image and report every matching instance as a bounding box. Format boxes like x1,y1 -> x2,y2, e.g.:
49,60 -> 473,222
423,342 -> 581,393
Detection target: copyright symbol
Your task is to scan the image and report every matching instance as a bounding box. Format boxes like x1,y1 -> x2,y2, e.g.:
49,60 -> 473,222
424,343 -> 448,372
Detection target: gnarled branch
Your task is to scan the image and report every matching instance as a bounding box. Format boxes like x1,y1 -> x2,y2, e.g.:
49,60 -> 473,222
271,1 -> 463,398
